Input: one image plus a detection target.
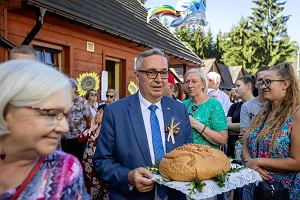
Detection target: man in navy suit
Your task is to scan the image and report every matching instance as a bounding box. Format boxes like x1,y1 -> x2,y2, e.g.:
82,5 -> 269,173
94,48 -> 192,200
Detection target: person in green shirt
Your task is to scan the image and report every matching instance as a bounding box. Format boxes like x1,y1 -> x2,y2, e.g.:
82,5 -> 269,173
183,68 -> 228,149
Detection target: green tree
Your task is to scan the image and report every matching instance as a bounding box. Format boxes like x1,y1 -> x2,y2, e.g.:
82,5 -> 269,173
203,28 -> 215,58
192,28 -> 206,59
175,26 -> 195,53
219,18 -> 258,71
214,31 -> 223,60
218,0 -> 297,73
172,0 -> 297,72
251,0 -> 297,66
175,27 -> 216,59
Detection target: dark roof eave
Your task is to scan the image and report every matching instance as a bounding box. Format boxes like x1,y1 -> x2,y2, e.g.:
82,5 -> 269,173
23,0 -> 201,65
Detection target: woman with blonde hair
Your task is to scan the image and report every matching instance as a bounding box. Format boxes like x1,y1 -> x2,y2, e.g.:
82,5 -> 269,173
105,89 -> 116,105
242,63 -> 300,199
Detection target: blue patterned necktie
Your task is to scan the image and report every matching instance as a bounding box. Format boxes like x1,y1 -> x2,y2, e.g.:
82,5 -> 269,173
148,105 -> 167,199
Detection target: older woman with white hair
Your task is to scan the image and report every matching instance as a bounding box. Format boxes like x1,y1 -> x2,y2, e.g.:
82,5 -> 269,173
183,68 -> 228,149
0,60 -> 90,199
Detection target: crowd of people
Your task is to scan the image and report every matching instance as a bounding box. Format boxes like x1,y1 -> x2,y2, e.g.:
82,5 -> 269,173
0,46 -> 299,200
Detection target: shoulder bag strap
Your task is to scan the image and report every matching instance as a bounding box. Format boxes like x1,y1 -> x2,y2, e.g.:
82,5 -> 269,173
11,156 -> 45,200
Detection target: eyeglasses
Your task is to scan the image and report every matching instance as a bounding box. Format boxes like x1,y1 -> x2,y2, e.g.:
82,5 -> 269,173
106,94 -> 114,98
259,79 -> 286,88
24,106 -> 68,121
137,70 -> 169,79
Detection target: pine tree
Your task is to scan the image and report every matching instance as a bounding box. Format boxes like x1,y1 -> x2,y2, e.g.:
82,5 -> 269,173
175,27 -> 216,60
192,28 -> 206,59
218,0 -> 297,73
219,18 -> 255,70
203,28 -> 215,58
214,31 -> 223,60
175,27 -> 195,53
249,0 -> 297,67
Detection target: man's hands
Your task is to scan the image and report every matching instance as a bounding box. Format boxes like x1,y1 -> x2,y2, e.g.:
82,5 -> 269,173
128,167 -> 155,193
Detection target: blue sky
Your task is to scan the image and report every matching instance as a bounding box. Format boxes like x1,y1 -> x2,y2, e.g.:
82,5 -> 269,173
145,0 -> 300,46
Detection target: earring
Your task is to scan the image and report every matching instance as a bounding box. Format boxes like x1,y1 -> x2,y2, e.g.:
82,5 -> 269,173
0,147 -> 6,160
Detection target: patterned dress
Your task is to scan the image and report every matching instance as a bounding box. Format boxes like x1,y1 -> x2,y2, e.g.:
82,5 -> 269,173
62,95 -> 92,162
243,115 -> 300,200
65,95 -> 92,139
80,129 -> 109,200
0,151 -> 90,200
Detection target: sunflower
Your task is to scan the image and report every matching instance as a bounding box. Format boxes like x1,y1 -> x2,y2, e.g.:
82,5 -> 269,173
76,72 -> 100,97
128,81 -> 138,95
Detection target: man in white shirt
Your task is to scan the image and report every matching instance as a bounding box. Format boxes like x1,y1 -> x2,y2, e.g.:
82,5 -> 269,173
94,48 -> 192,200
207,72 -> 232,115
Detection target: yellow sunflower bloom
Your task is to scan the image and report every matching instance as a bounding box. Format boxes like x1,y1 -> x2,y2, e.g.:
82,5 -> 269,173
76,72 -> 100,97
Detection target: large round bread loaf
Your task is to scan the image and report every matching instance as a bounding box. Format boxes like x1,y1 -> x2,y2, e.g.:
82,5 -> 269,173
159,144 -> 230,181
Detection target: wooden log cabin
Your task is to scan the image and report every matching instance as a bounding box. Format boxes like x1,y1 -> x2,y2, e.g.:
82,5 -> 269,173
0,0 -> 201,99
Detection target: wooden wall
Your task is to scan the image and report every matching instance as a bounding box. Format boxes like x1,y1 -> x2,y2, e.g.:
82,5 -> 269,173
1,8 -> 198,97
0,8 -> 8,61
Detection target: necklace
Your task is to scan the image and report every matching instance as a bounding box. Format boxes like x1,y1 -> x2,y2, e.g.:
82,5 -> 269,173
0,147 -> 6,160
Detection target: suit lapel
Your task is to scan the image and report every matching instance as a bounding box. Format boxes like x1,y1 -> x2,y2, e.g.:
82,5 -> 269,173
161,97 -> 174,153
128,93 -> 152,166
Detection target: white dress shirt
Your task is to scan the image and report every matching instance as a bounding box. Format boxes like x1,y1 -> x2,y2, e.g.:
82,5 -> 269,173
138,92 -> 169,200
138,92 -> 166,164
207,88 -> 232,115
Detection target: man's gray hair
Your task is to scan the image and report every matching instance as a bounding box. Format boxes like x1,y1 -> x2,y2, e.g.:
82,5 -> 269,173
184,68 -> 208,93
135,48 -> 168,70
207,71 -> 221,87
9,45 -> 37,60
0,59 -> 71,136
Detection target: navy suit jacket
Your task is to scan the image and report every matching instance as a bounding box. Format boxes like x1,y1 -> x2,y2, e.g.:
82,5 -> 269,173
94,93 -> 192,200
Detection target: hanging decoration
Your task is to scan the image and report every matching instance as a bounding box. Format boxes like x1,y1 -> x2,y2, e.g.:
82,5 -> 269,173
147,0 -> 207,27
76,72 -> 100,97
128,81 -> 139,95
